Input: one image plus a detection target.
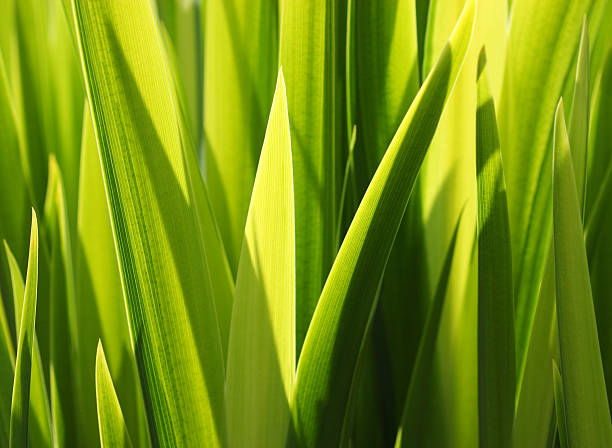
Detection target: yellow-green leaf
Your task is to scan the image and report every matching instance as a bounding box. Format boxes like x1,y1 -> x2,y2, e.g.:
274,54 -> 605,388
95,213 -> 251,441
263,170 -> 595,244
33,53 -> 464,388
9,210 -> 38,448
476,48 -> 515,448
225,70 -> 294,448
96,342 -> 133,448
72,0 -> 226,445
553,99 -> 612,448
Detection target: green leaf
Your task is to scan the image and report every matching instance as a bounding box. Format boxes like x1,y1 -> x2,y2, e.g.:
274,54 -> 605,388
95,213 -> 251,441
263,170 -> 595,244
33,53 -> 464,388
225,70 -> 294,448
552,360 -> 568,448
475,48 -> 515,448
0,54 -> 26,340
567,19 -> 589,216
96,342 -> 134,448
204,0 -> 278,271
156,0 -> 203,155
585,45 -> 612,416
395,212 -> 462,447
44,157 -> 80,447
75,103 -> 148,447
291,2 -> 476,446
72,0 -> 226,445
553,99 -> 612,448
351,0 -> 426,442
280,0 -> 338,353
4,243 -> 52,448
513,23 -> 591,447
9,210 -> 38,448
498,0 -> 594,382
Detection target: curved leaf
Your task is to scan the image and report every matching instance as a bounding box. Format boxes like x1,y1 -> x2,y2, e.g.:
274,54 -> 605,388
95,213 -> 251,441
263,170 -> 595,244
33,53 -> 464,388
291,2 -> 476,446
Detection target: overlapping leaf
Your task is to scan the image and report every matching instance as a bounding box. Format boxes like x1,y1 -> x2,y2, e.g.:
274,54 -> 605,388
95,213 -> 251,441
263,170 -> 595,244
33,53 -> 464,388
72,0 -> 226,445
291,2 -> 476,446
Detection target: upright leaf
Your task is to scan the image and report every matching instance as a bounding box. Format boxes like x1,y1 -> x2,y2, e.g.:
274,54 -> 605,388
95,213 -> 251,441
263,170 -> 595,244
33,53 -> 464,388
96,342 -> 133,448
280,0 -> 338,352
9,210 -> 38,448
75,104 -> 147,446
0,276 -> 14,445
4,244 -> 52,448
291,2 -> 476,446
352,0 -> 426,442
204,0 -> 278,271
225,70 -> 294,448
553,100 -> 612,448
475,48 -> 515,448
395,214 -> 462,447
498,0 -> 594,378
72,0 -> 226,445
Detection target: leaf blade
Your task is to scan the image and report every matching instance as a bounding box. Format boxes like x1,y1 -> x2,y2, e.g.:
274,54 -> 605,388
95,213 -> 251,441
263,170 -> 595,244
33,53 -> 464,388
553,100 -> 612,448
292,2 -> 476,446
225,70 -> 294,448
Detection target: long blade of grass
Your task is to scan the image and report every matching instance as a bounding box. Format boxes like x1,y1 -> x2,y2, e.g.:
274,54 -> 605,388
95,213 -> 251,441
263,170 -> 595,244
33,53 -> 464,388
498,0 -> 594,381
513,23 -> 591,447
204,0 -> 278,271
75,103 -> 148,447
395,212 -> 462,447
4,244 -> 52,448
568,18 -> 589,214
553,99 -> 612,448
291,3 -> 476,446
280,0 -> 338,353
351,0 -> 425,442
225,70 -> 294,448
0,55 -> 26,340
71,0 -> 226,445
476,48 -> 515,448
44,157 -> 80,446
584,45 -> 612,417
96,342 -> 133,448
8,210 -> 38,447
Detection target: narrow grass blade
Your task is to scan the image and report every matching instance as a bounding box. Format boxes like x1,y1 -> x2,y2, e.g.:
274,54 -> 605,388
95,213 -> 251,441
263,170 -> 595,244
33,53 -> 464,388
476,48 -> 515,448
498,0 -> 594,380
204,0 -> 278,271
352,0 -> 426,441
96,342 -> 133,448
553,99 -> 612,448
395,213 -> 462,447
72,0 -> 227,445
44,157 -> 80,447
9,210 -> 38,448
585,45 -> 612,415
0,56 -> 26,338
280,0 -> 338,353
4,244 -> 52,448
156,0 -> 203,155
568,19 -> 589,214
552,360 -> 568,448
291,3 -> 476,446
225,70 -> 294,448
75,104 -> 148,447
13,0 -> 49,209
